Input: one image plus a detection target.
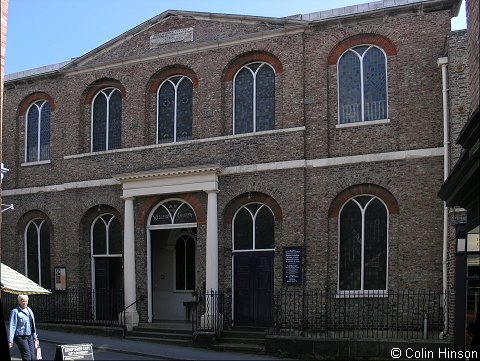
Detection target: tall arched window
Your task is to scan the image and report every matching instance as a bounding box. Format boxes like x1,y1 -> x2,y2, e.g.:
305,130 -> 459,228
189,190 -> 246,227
91,88 -> 122,152
91,214 -> 122,256
25,100 -> 51,162
338,195 -> 388,292
233,62 -> 275,135
338,45 -> 387,124
233,203 -> 274,250
25,219 -> 51,288
175,234 -> 196,291
157,76 -> 193,143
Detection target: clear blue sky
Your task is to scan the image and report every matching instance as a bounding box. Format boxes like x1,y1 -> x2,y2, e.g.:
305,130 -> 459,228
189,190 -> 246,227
4,0 -> 466,75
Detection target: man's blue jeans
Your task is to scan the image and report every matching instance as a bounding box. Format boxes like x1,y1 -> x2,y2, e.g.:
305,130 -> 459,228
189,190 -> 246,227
14,334 -> 34,361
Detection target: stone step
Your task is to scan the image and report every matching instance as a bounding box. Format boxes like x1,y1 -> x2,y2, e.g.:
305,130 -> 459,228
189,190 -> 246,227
211,342 -> 265,353
220,336 -> 265,345
128,330 -> 192,340
125,335 -> 192,346
132,327 -> 192,335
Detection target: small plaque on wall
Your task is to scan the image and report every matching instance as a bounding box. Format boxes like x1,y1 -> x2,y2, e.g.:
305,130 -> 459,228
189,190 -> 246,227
283,247 -> 303,285
54,267 -> 67,291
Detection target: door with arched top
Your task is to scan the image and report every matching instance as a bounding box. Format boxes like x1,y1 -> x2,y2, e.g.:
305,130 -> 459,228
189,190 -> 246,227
233,203 -> 274,326
147,199 -> 197,322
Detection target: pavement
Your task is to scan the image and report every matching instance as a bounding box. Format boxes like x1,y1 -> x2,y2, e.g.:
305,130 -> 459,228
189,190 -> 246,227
8,325 -> 291,360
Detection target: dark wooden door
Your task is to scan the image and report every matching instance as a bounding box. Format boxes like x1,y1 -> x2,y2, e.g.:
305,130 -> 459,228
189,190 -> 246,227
234,251 -> 274,326
95,257 -> 123,320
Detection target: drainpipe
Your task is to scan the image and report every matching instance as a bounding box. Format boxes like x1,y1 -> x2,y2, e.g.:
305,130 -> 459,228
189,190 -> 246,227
437,56 -> 449,339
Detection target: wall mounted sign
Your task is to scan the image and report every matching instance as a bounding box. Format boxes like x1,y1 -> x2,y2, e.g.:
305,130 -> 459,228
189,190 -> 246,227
283,246 -> 303,285
150,28 -> 194,48
54,267 -> 67,291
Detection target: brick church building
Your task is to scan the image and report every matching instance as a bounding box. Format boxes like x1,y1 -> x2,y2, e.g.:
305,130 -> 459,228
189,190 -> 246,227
1,0 -> 467,343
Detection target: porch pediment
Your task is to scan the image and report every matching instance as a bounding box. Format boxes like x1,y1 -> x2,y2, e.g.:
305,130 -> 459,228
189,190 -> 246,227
114,165 -> 222,198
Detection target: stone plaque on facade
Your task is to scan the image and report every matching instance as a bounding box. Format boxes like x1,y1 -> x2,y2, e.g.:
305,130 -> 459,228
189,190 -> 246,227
150,28 -> 194,48
283,246 -> 303,285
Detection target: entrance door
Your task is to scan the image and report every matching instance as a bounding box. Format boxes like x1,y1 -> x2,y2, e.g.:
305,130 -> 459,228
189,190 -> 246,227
234,251 -> 274,326
94,257 -> 123,320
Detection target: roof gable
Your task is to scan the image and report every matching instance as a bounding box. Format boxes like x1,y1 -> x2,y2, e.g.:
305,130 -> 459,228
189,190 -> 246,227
63,10 -> 304,71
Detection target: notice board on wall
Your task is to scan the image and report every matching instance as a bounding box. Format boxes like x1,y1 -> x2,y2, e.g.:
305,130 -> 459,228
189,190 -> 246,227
283,246 -> 303,285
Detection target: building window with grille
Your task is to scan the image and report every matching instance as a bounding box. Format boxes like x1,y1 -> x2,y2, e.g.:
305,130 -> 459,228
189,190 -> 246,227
25,100 -> 51,162
338,195 -> 388,293
91,88 -> 122,152
233,62 -> 275,135
25,219 -> 51,288
157,76 -> 193,143
338,45 -> 388,124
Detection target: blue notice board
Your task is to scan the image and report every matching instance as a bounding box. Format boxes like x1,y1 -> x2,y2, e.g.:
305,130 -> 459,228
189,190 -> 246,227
283,246 -> 303,285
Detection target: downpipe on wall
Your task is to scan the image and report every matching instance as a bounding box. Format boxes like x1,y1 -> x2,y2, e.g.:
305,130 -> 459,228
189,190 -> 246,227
437,56 -> 449,340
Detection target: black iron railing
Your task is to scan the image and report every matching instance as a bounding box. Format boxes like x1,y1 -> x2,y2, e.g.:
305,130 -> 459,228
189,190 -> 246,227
2,288 -> 124,327
191,289 -> 231,337
273,289 -> 446,340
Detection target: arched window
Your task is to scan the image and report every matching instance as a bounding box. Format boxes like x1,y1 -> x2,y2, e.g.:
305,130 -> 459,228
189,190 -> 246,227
91,88 -> 122,152
233,203 -> 274,250
233,62 -> 275,134
338,45 -> 387,124
175,234 -> 196,290
91,214 -> 122,256
149,200 -> 197,226
338,195 -> 388,292
25,219 -> 51,288
157,76 -> 193,143
25,100 -> 51,162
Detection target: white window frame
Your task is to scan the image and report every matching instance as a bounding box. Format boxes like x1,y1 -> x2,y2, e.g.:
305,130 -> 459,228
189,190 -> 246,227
90,87 -> 121,152
232,62 -> 276,135
25,100 -> 50,162
24,218 -> 48,286
156,76 -> 192,143
336,45 -> 389,125
337,194 -> 389,296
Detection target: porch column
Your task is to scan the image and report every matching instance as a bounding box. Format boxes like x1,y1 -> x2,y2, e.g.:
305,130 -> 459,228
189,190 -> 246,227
205,190 -> 219,293
123,196 -> 139,330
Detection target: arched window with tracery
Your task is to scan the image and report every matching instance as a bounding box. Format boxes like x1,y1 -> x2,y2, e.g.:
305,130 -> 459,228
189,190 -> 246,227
338,195 -> 388,292
233,203 -> 274,250
25,100 -> 51,162
91,88 -> 122,151
25,219 -> 51,288
157,76 -> 193,143
233,62 -> 275,135
338,45 -> 387,124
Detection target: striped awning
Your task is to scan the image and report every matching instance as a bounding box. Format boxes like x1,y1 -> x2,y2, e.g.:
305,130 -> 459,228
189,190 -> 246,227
0,263 -> 51,295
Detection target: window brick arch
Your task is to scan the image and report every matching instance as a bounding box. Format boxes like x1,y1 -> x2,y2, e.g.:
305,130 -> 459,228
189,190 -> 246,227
223,51 -> 283,82
83,78 -> 126,105
18,92 -> 56,117
328,34 -> 397,65
329,183 -> 399,219
224,192 -> 282,225
147,65 -> 199,93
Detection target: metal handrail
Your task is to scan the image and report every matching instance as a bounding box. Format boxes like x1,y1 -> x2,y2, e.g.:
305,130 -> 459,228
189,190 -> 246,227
121,295 -> 145,337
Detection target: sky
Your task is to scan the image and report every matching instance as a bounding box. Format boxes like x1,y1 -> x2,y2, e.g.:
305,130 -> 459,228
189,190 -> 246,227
4,0 -> 466,75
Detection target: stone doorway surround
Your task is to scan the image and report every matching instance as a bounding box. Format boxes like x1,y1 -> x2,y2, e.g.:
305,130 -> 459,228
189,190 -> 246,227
114,165 -> 222,328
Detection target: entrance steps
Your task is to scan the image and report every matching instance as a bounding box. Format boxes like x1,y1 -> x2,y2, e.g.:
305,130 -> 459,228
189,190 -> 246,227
125,321 -> 193,346
213,326 -> 268,354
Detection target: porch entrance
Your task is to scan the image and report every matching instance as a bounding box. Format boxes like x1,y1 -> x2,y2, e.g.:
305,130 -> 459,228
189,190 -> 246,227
234,251 -> 274,326
147,199 -> 197,322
